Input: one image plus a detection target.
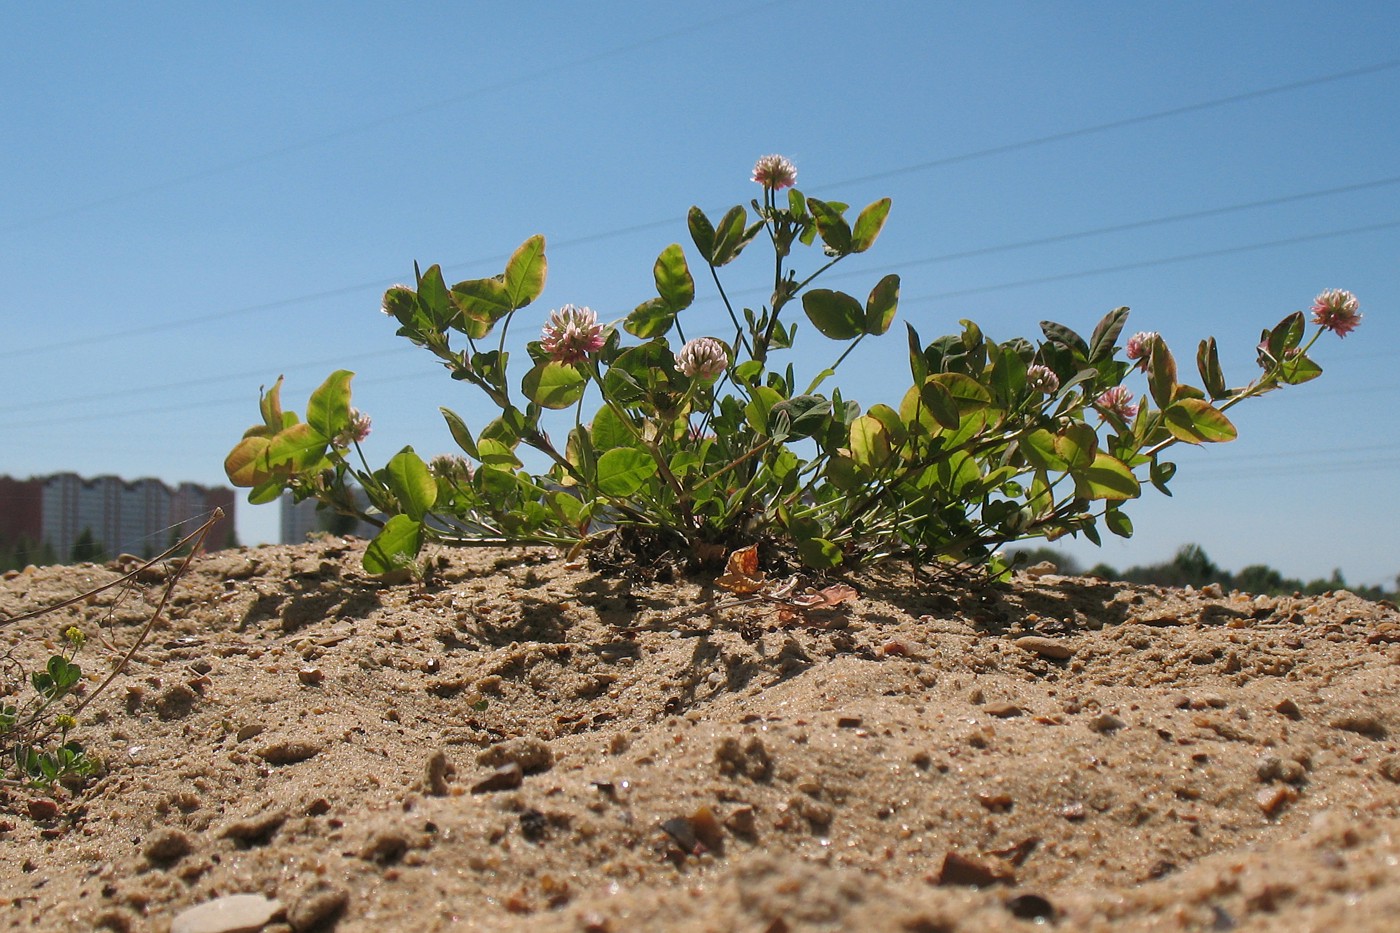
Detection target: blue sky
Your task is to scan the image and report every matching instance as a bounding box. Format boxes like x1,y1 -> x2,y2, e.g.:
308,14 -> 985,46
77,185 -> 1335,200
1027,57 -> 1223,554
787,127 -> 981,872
3,1 -> 1396,586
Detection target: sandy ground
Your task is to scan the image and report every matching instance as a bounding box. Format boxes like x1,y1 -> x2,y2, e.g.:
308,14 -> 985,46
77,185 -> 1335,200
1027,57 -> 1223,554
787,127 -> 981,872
2,538 -> 1399,932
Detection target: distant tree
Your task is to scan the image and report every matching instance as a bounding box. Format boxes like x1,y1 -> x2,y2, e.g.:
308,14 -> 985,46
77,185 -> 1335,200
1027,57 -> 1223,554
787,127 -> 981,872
1234,564 -> 1289,595
71,528 -> 106,564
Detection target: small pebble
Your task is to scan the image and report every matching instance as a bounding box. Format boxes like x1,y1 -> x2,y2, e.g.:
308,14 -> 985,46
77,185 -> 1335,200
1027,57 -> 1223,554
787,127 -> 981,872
471,762 -> 523,794
1087,713 -> 1126,734
170,894 -> 282,933
1014,636 -> 1074,660
1257,785 -> 1296,816
1021,561 -> 1057,579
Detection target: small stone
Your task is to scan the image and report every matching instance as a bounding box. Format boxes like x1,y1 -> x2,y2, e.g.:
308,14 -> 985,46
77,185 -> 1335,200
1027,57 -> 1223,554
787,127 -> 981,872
1005,893 -> 1056,921
297,666 -> 324,686
976,792 -> 1014,812
1087,713 -> 1126,734
1021,561 -> 1057,579
287,887 -> 347,931
170,894 -> 283,933
235,723 -> 265,743
1257,785 -> 1296,816
1201,583 -> 1224,598
143,828 -> 195,865
724,805 -> 757,837
256,739 -> 322,765
26,798 -> 59,821
471,762 -> 523,794
936,851 -> 1014,887
984,703 -> 1022,718
836,716 -> 863,729
1014,636 -> 1074,660
1377,757 -> 1400,784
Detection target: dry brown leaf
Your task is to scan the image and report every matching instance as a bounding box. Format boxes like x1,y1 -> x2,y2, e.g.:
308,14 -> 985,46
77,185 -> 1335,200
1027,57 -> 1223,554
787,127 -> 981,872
715,544 -> 766,594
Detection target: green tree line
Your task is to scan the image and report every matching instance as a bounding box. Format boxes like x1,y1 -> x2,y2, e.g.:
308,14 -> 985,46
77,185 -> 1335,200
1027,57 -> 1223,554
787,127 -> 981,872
1009,543 -> 1397,601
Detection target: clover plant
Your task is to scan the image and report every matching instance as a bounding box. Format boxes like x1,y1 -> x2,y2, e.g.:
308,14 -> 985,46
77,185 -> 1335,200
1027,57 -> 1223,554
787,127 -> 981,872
226,156 -> 1359,578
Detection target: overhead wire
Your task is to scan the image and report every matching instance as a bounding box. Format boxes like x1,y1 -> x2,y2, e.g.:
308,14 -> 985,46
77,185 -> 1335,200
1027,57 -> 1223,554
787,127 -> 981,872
3,57 -> 1397,359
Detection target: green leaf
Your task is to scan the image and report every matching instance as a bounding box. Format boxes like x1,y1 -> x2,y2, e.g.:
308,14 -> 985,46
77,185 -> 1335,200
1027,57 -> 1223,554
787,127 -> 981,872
1105,507 -> 1134,538
385,448 -> 437,520
590,404 -> 635,451
906,323 -> 928,385
416,264 -> 454,329
225,435 -> 273,487
440,407 -> 479,459
769,395 -> 834,440
504,235 -> 548,311
363,515 -> 423,575
990,345 -> 1027,406
1021,428 -> 1068,472
1279,352 -> 1323,385
687,206 -> 716,260
1147,335 -> 1178,409
1265,311 -> 1306,361
917,378 -> 960,430
624,297 -> 676,339
307,370 -> 354,443
795,535 -> 843,569
451,276 -> 512,338
927,373 -> 992,414
653,243 -> 694,311
710,205 -> 753,266
1163,398 -> 1237,444
850,197 -> 892,253
1088,307 -> 1130,363
595,447 -> 658,497
806,197 -> 852,255
266,422 -> 329,472
522,360 -> 587,410
1073,452 -> 1140,501
259,376 -> 286,434
849,414 -> 893,470
1150,458 -> 1176,496
802,288 -> 865,340
1196,337 -> 1229,400
1041,320 -> 1089,358
864,274 -> 899,336
1056,422 -> 1097,470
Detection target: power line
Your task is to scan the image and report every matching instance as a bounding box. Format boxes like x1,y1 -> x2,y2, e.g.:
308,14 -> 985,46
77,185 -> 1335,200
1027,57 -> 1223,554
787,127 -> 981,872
3,214 -> 1395,424
0,2 -> 791,234
826,59 -> 1400,189
3,57 -> 1395,358
903,218 -> 1400,304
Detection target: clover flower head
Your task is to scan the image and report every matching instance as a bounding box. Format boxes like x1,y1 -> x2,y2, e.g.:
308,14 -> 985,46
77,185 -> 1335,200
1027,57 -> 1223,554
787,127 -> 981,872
1026,364 -> 1060,395
1310,289 -> 1362,338
541,304 -> 606,364
429,454 -> 474,481
1124,331 -> 1159,370
752,154 -> 797,190
335,409 -> 372,447
1095,385 -> 1138,422
381,285 -> 414,315
675,337 -> 730,380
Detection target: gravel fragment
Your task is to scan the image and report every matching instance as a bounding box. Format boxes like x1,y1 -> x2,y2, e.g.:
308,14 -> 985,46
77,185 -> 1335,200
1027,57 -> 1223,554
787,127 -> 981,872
1014,636 -> 1074,660
170,894 -> 282,933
